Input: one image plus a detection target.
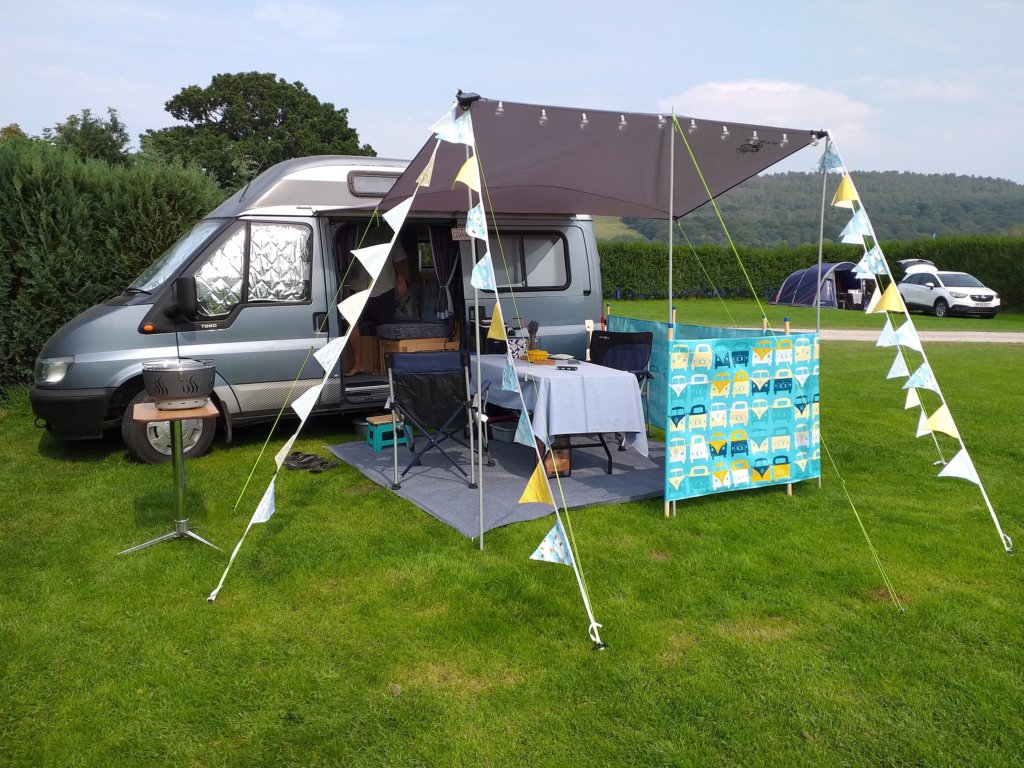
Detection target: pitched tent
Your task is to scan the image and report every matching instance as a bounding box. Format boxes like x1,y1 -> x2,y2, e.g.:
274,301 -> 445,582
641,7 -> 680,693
771,262 -> 861,309
381,96 -> 825,219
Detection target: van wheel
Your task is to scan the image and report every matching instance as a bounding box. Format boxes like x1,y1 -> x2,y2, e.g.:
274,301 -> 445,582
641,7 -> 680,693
121,390 -> 216,464
933,298 -> 949,318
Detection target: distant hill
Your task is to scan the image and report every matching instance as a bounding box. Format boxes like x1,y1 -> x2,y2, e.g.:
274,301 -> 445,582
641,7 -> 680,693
619,171 -> 1024,247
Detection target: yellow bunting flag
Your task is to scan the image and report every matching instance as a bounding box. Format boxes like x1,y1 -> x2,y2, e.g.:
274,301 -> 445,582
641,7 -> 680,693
904,387 -> 921,410
487,302 -> 507,341
454,156 -> 481,193
518,463 -> 554,506
831,173 -> 860,209
923,403 -> 961,440
877,283 -> 905,313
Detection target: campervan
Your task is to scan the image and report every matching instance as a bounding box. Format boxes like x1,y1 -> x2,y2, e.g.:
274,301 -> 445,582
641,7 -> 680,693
30,156 -> 604,462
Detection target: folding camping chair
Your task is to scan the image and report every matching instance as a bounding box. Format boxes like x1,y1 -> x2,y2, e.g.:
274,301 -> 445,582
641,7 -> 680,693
589,330 -> 654,432
385,350 -> 481,490
569,329 -> 654,472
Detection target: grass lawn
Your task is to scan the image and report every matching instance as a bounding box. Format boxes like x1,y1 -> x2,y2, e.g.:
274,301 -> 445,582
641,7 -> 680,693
2,318 -> 1023,766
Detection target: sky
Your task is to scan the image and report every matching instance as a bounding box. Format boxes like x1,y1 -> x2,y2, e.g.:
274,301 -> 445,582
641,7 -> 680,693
3,0 -> 1023,182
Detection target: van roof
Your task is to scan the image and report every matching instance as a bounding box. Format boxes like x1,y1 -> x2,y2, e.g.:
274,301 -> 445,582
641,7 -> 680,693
208,155 -> 409,218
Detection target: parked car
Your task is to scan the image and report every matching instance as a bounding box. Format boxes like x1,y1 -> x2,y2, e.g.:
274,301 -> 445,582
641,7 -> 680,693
896,259 -> 1000,318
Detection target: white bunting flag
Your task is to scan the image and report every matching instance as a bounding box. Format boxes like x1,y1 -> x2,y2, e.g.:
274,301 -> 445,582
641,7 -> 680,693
290,383 -> 323,423
876,318 -> 898,348
530,518 -> 574,566
916,409 -> 932,438
416,143 -> 439,187
352,243 -> 392,283
339,289 -> 371,328
938,448 -> 981,485
864,286 -> 882,314
313,334 -> 349,373
383,195 -> 415,235
887,350 -> 910,380
251,478 -> 277,524
894,321 -> 923,352
905,387 -> 921,410
274,434 -> 299,470
470,252 -> 497,291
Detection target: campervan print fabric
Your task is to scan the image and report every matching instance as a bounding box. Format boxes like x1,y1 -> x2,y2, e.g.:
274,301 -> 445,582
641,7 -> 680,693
664,332 -> 821,500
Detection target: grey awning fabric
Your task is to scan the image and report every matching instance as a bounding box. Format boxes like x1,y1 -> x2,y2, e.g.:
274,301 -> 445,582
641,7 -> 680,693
381,97 -> 825,219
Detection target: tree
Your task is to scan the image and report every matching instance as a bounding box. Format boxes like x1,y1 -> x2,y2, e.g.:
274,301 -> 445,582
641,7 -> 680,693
43,108 -> 130,164
1,124 -> 27,144
140,72 -> 375,189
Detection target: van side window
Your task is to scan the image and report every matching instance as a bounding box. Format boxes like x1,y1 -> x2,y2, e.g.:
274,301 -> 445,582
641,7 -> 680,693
491,233 -> 569,291
195,222 -> 312,317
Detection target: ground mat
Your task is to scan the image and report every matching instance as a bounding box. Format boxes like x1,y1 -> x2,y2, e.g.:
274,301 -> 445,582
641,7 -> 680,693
327,436 -> 665,538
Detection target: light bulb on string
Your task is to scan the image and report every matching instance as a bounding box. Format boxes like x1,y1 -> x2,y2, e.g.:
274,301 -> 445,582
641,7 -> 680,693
656,114 -> 666,129
688,118 -> 697,134
494,101 -> 504,118
618,114 -> 628,131
720,125 -> 730,141
579,112 -> 589,130
779,133 -> 788,148
538,108 -> 549,127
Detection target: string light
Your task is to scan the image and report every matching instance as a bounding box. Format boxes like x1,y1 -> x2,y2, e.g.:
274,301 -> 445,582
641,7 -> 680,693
779,133 -> 788,148
538,108 -> 549,127
618,114 -> 628,131
656,114 -> 666,129
688,118 -> 697,134
579,112 -> 589,130
494,101 -> 504,117
720,125 -> 730,141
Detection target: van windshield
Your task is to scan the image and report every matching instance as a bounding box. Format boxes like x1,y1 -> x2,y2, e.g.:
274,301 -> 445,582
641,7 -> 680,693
129,219 -> 225,293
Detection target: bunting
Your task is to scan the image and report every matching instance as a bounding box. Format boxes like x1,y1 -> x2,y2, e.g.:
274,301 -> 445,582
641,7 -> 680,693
339,289 -> 371,328
831,174 -> 860,209
519,463 -> 555,505
840,209 -> 872,244
816,142 -> 843,173
274,435 -> 299,470
416,143 -> 439,187
904,387 -> 921,410
893,321 -> 923,352
916,409 -> 932,438
250,477 -> 277,523
502,355 -> 519,392
922,403 -> 960,440
465,202 -> 487,240
430,108 -> 475,145
876,318 -> 898,347
855,245 -> 887,277
514,407 -> 533,446
382,196 -> 415,234
313,334 -> 349,373
887,350 -> 909,380
290,383 -> 323,423
454,156 -> 481,193
352,243 -> 392,283
530,518 -> 574,566
487,302 -> 507,341
938,448 -> 981,485
470,252 -> 497,291
904,363 -> 940,394
866,283 -> 905,314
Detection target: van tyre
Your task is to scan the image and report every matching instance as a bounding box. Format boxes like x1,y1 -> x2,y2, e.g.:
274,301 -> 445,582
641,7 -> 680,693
933,298 -> 949,318
122,390 -> 216,464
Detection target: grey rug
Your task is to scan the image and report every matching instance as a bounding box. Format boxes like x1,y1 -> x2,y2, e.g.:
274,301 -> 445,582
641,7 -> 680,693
327,435 -> 665,538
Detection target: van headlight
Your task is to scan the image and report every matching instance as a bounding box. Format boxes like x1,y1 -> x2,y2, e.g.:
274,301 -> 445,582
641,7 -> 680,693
35,356 -> 74,384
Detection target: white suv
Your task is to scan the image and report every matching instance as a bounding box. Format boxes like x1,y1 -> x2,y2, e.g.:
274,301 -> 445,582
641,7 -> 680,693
897,259 -> 1000,318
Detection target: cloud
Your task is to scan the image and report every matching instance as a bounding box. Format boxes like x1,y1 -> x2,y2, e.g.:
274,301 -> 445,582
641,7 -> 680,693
254,2 -> 344,40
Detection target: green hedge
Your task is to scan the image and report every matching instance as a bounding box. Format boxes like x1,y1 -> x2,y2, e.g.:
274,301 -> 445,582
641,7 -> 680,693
598,235 -> 1024,308
0,140 -> 226,392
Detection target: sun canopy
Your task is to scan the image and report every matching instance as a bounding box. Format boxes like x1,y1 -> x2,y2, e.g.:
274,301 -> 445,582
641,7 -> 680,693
381,96 -> 825,219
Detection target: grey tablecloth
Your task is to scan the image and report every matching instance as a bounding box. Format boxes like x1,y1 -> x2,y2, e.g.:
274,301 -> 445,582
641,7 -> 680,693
472,354 -> 649,456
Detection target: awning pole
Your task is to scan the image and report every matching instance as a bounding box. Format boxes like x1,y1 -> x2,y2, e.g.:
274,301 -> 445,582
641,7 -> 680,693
815,135 -> 830,489
668,109 -> 676,325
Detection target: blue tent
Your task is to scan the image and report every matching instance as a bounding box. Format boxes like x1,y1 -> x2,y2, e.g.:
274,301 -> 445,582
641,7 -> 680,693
771,262 -> 863,309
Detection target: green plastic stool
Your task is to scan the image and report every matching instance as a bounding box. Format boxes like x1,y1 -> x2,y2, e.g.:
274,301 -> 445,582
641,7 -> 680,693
366,417 -> 412,452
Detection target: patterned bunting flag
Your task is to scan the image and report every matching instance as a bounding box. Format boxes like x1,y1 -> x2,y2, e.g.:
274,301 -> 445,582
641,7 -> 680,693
530,518 -> 574,566
430,108 -> 475,145
816,143 -> 843,173
840,209 -> 872,244
519,463 -> 555,505
454,156 -> 481,193
904,363 -> 940,394
514,407 -> 534,446
887,350 -> 909,380
251,478 -> 277,524
465,202 -> 488,240
876,318 -> 898,347
864,245 -> 887,273
416,143 -> 439,187
502,355 -> 519,392
893,321 -> 923,352
470,252 -> 496,291
938,448 -> 980,485
923,403 -> 960,439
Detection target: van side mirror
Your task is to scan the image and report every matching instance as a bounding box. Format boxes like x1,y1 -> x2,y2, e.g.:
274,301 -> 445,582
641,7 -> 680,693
171,276 -> 199,319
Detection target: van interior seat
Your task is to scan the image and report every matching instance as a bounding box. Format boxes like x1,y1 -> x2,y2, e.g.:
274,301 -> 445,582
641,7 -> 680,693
376,278 -> 454,341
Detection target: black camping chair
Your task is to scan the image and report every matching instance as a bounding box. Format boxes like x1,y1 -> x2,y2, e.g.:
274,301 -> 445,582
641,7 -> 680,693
590,330 -> 654,434
385,350 -> 480,490
568,330 -> 654,469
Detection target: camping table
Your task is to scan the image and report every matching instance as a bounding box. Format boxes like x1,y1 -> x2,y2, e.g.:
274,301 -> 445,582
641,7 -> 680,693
472,354 -> 649,457
117,401 -> 221,555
